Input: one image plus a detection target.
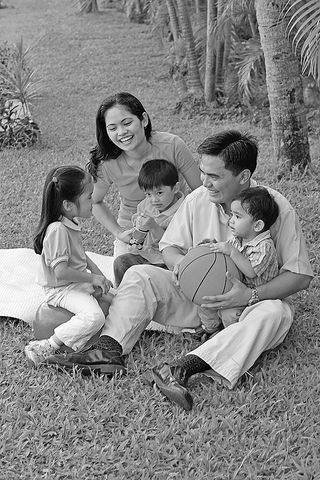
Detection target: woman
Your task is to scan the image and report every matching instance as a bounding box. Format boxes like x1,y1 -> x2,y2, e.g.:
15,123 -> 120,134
87,92 -> 201,256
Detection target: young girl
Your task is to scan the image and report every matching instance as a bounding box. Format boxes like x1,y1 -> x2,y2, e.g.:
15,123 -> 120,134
87,92 -> 201,257
25,166 -> 113,367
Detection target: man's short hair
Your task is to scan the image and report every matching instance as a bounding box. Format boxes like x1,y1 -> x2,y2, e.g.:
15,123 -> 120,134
233,187 -> 279,231
197,130 -> 258,176
138,159 -> 179,191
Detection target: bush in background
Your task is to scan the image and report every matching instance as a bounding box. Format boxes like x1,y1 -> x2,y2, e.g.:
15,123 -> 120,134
0,38 -> 41,150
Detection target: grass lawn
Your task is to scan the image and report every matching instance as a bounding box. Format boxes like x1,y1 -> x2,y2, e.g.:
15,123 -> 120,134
0,1 -> 320,478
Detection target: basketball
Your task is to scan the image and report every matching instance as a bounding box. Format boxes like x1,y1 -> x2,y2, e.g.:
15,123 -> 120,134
178,245 -> 241,305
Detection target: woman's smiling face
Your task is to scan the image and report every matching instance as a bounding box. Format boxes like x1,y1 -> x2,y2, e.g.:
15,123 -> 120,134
104,104 -> 148,152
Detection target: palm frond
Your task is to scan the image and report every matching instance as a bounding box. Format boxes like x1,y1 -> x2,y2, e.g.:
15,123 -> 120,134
284,0 -> 320,83
233,35 -> 264,104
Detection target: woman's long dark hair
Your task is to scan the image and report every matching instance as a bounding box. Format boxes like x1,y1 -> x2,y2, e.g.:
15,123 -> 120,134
34,166 -> 89,254
87,92 -> 152,180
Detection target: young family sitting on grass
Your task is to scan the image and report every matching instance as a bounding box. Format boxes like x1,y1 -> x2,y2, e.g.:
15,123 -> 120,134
24,92 -> 313,411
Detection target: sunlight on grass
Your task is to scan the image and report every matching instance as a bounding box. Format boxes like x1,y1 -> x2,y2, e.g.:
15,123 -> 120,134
0,1 -> 319,479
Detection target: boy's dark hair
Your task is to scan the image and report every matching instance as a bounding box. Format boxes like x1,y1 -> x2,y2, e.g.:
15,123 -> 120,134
87,92 -> 152,180
197,130 -> 258,176
138,159 -> 179,191
233,187 -> 279,231
34,166 -> 90,255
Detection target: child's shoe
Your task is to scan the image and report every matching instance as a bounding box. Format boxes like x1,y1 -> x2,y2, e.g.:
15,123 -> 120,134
25,339 -> 56,367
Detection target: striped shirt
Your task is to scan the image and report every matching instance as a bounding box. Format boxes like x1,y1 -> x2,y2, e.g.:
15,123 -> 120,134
231,231 -> 279,287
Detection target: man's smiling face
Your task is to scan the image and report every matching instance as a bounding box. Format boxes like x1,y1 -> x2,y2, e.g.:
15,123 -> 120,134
199,154 -> 245,208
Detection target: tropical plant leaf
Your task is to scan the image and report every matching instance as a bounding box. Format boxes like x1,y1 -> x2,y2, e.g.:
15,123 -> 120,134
0,37 -> 43,114
284,0 -> 320,83
233,35 -> 264,104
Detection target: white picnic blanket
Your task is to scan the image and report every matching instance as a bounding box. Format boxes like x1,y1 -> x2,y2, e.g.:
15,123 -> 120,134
0,248 -> 182,333
0,248 -> 115,325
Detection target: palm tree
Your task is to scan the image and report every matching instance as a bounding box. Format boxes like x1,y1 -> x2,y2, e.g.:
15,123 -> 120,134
79,0 -> 99,13
166,0 -> 180,42
193,0 -> 260,104
255,0 -> 311,173
204,0 -> 217,103
176,0 -> 203,95
214,0 -> 225,91
165,0 -> 188,97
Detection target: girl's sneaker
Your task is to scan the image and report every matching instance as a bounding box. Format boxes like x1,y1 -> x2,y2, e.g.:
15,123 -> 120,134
25,339 -> 56,367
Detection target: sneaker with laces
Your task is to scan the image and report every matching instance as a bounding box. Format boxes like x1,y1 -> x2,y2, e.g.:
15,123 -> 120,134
25,339 -> 56,367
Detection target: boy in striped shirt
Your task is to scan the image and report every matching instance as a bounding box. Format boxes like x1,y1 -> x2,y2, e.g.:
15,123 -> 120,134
202,186 -> 279,332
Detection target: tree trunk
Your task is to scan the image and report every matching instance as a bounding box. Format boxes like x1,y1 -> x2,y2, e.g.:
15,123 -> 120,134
214,0 -> 224,92
80,0 -> 99,13
166,0 -> 180,42
195,0 -> 206,27
255,0 -> 311,174
204,0 -> 216,103
92,0 -> 98,12
166,0 -> 188,98
222,17 -> 231,78
176,0 -> 203,95
248,13 -> 257,36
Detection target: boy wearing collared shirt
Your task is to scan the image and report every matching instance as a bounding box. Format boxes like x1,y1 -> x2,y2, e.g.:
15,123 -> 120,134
204,186 -> 279,332
113,159 -> 184,287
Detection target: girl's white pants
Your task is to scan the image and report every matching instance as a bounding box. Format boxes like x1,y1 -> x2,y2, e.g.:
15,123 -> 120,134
45,282 -> 105,351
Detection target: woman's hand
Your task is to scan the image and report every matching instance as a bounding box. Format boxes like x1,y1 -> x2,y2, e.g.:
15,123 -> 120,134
201,272 -> 251,310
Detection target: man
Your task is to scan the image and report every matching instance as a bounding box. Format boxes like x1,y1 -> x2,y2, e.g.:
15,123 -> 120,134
49,130 -> 313,410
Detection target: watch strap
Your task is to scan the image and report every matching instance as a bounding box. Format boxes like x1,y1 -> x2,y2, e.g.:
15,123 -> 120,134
247,287 -> 259,306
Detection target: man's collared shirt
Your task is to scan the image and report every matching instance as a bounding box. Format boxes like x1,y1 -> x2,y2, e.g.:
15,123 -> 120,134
159,184 -> 313,279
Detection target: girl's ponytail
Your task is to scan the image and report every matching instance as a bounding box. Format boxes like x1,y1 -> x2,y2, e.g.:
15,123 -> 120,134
34,172 -> 64,254
33,166 -> 88,254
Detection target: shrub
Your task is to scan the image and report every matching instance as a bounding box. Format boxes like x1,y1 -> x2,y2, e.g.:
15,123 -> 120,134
0,38 -> 41,150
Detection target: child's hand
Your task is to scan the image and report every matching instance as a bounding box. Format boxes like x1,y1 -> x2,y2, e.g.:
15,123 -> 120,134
117,229 -> 134,244
92,274 -> 113,294
135,214 -> 157,232
172,257 -> 184,286
210,242 -> 233,256
196,238 -> 217,247
128,242 -> 142,253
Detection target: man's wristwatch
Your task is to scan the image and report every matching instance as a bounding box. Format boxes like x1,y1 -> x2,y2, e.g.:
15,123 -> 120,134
247,287 -> 260,306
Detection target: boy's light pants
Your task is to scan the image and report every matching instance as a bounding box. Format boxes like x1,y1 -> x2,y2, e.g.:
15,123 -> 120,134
102,265 -> 293,388
45,283 -> 105,351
